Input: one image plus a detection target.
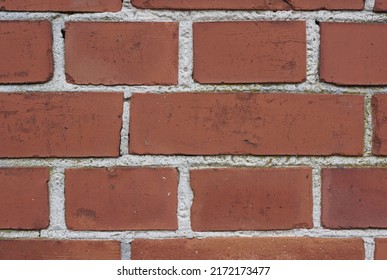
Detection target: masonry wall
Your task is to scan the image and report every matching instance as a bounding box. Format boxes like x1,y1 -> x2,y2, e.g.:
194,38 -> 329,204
1,0 -> 387,260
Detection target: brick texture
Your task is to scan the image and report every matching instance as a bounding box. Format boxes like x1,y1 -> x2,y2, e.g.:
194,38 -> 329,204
322,168 -> 387,229
374,0 -> 387,11
194,21 -> 306,84
130,93 -> 364,156
131,238 -> 365,260
0,168 -> 49,230
320,23 -> 387,85
0,240 -> 121,260
0,0 -> 122,12
0,21 -> 52,84
132,0 -> 364,10
65,168 -> 178,230
0,92 -> 122,158
372,95 -> 387,155
375,239 -> 387,260
65,22 -> 178,85
190,168 -> 312,231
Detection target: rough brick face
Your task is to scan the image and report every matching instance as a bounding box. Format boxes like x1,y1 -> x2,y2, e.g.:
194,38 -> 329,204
0,168 -> 49,230
0,0 -> 122,12
372,95 -> 387,155
131,238 -> 365,260
0,21 -> 52,84
0,92 -> 122,158
374,0 -> 387,11
375,239 -> 387,260
322,168 -> 387,229
0,240 -> 120,260
65,168 -> 178,230
320,23 -> 387,85
65,22 -> 178,85
194,22 -> 306,84
132,0 -> 364,10
190,168 -> 312,231
130,93 -> 363,156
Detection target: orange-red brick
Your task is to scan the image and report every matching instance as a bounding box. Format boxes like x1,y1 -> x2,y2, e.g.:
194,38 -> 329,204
375,0 -> 387,11
375,239 -> 387,260
372,95 -> 387,155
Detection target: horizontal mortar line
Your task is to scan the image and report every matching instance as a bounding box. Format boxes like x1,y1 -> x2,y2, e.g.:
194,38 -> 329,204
1,156 -> 387,168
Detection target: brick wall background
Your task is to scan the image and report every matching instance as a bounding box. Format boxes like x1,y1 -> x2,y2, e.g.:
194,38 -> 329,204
1,0 -> 387,260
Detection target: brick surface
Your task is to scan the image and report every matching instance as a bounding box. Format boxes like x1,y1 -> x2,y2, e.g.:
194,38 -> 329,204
372,95 -> 387,155
0,21 -> 52,84
193,22 -> 306,84
0,0 -> 122,12
375,239 -> 387,260
0,168 -> 49,230
130,93 -> 364,156
190,168 -> 312,231
132,0 -> 364,10
320,23 -> 387,85
322,168 -> 387,229
65,22 -> 178,85
0,92 -> 122,158
0,240 -> 121,260
374,0 -> 387,11
131,238 -> 365,260
65,168 -> 178,230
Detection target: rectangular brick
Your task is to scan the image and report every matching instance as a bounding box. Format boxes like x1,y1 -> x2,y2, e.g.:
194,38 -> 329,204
0,21 -> 52,84
322,168 -> 387,229
194,22 -> 306,84
132,0 -> 364,10
0,240 -> 120,260
65,168 -> 178,230
375,239 -> 387,260
65,22 -> 178,85
372,95 -> 387,155
131,238 -> 365,260
374,0 -> 387,11
130,93 -> 364,156
191,168 -> 312,231
320,23 -> 387,85
0,168 -> 49,230
0,92 -> 122,158
0,0 -> 122,12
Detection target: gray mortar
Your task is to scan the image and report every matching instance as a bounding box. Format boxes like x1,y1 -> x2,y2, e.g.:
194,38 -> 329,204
0,0 -> 386,259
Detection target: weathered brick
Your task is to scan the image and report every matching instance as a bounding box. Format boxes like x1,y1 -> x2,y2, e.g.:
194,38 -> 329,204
374,0 -> 387,12
0,21 -> 52,84
0,168 -> 49,230
130,93 -> 364,156
0,0 -> 122,12
131,238 -> 365,260
372,95 -> 387,155
191,168 -> 312,231
65,22 -> 178,85
194,22 -> 306,84
0,92 -> 122,158
375,239 -> 387,260
322,168 -> 387,229
0,240 -> 120,260
132,0 -> 364,10
65,168 -> 178,230
320,23 -> 387,85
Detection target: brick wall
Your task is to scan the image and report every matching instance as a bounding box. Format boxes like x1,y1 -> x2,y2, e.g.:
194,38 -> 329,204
1,0 -> 387,260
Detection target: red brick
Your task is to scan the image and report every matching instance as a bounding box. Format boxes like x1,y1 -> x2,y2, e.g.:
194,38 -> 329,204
132,0 -> 364,10
0,240 -> 120,260
374,0 -> 387,12
130,93 -> 364,156
194,22 -> 306,84
320,23 -> 387,85
0,92 -> 122,158
322,168 -> 387,229
0,0 -> 122,12
131,238 -> 365,260
372,95 -> 387,155
65,168 -> 178,230
0,168 -> 49,230
191,168 -> 312,231
375,239 -> 387,260
65,22 -> 178,85
0,21 -> 52,84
